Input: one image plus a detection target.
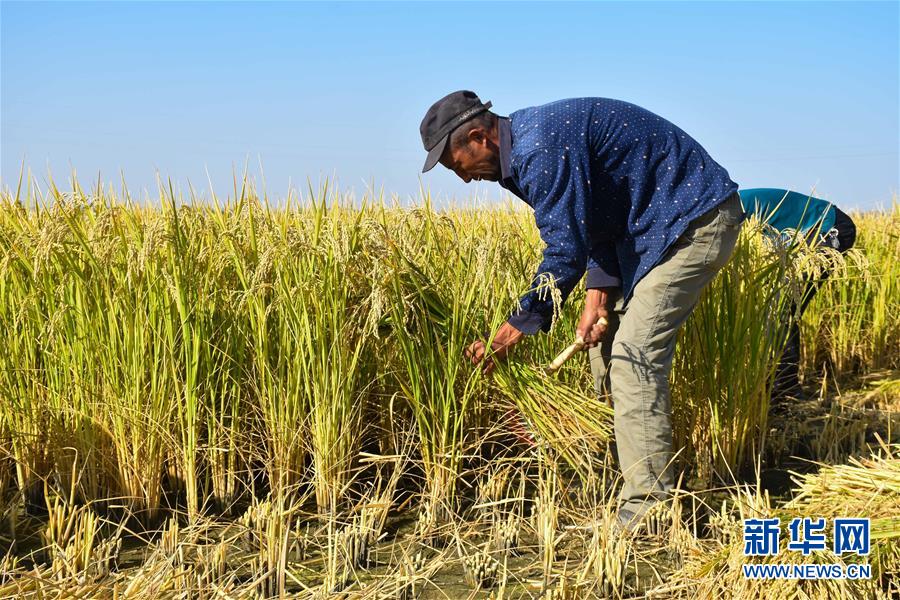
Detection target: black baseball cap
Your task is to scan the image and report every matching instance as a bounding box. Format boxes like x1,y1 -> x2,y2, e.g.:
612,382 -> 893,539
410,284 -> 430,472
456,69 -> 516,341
419,90 -> 492,172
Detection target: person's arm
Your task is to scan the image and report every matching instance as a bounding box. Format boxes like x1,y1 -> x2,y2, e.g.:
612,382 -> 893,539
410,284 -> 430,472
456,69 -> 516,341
578,242 -> 621,347
586,241 -> 621,289
576,287 -> 616,348
506,147 -> 594,335
467,146 -> 593,373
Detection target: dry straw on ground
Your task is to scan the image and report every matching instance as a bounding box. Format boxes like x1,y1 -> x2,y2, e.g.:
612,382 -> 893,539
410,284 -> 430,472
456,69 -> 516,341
0,178 -> 897,597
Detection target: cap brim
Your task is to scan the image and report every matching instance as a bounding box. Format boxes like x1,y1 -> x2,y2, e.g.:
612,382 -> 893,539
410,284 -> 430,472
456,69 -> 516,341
422,135 -> 449,173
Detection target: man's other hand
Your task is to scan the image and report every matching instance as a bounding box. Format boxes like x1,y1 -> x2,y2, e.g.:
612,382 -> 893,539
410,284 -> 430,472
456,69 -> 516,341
577,289 -> 614,349
465,321 -> 524,375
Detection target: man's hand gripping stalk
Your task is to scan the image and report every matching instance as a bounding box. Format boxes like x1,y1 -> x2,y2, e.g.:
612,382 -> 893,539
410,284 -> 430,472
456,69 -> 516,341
576,288 -> 614,349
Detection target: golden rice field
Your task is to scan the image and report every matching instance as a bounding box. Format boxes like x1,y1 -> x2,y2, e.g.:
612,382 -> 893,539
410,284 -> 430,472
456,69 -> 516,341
0,178 -> 898,599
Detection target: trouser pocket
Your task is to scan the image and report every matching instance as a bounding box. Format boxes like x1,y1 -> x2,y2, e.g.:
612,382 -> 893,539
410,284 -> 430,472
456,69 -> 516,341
705,193 -> 743,268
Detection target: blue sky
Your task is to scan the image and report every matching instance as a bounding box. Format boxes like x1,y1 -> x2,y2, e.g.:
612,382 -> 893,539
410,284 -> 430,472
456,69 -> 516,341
2,1 -> 897,209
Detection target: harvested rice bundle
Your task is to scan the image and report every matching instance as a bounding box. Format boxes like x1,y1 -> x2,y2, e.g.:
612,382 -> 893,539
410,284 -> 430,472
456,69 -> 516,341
494,361 -> 613,476
655,447 -> 900,599
786,450 -> 900,520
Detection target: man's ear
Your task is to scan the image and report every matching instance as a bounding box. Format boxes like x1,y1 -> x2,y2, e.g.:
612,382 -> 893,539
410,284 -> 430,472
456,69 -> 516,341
468,128 -> 487,145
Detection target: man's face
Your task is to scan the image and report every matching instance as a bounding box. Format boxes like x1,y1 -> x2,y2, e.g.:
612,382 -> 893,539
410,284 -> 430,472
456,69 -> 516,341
439,128 -> 502,183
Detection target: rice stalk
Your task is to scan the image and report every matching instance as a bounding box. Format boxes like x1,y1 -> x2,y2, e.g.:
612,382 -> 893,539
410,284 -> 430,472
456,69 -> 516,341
494,361 -> 613,478
672,222 -> 797,484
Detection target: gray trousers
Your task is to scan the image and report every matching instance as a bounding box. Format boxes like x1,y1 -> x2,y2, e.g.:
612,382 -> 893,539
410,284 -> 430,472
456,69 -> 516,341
589,192 -> 744,517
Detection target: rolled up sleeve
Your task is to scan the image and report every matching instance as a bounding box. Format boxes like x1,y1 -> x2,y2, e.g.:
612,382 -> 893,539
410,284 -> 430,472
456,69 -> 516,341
508,147 -> 593,334
585,242 -> 621,289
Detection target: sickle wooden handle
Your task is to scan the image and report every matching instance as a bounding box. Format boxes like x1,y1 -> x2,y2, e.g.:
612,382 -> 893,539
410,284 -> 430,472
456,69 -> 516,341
544,317 -> 608,374
546,337 -> 585,374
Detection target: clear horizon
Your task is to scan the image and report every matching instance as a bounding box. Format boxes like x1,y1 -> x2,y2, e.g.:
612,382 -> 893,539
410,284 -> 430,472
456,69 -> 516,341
2,1 -> 898,210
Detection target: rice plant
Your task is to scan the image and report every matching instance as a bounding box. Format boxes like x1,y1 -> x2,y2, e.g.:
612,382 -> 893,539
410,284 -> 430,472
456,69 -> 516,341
384,204 -> 499,528
803,202 -> 900,377
494,361 -> 613,477
671,220 -> 798,485
0,176 -> 896,597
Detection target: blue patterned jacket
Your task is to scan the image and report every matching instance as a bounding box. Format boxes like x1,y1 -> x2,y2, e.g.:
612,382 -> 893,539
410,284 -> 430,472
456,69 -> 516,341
498,97 -> 738,334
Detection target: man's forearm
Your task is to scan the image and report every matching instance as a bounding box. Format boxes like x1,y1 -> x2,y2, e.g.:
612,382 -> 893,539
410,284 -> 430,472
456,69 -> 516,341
586,287 -> 617,310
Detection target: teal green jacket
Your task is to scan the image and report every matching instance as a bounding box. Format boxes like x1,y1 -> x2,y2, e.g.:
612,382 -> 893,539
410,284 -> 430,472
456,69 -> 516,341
739,188 -> 836,237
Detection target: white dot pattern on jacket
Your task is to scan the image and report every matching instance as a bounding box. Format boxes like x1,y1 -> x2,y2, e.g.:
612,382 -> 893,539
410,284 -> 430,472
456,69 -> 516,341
503,97 -> 738,334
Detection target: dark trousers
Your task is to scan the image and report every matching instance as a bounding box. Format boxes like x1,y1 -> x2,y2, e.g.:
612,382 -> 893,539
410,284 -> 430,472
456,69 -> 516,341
772,208 -> 857,401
